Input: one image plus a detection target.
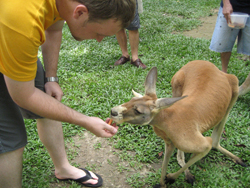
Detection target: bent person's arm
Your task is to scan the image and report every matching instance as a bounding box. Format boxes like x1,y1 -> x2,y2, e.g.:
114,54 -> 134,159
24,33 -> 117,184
4,76 -> 117,137
42,20 -> 64,101
42,20 -> 64,78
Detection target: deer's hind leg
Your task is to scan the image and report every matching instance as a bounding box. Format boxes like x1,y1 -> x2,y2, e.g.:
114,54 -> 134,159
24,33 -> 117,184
211,115 -> 247,167
171,70 -> 185,97
166,135 -> 212,185
177,150 -> 195,184
211,76 -> 246,167
239,72 -> 250,96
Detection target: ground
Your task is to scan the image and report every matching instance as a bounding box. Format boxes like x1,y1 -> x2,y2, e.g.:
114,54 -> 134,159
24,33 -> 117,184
50,12 -> 218,188
181,9 -> 218,40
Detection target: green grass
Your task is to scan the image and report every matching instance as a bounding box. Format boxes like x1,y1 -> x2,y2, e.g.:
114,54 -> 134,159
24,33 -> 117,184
22,0 -> 250,187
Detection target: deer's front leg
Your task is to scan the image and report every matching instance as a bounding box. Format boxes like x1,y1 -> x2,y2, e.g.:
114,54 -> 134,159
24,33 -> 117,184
160,142 -> 175,187
153,127 -> 175,188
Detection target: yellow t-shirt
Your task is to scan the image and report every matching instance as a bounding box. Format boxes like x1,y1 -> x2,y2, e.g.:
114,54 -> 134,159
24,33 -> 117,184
0,0 -> 63,81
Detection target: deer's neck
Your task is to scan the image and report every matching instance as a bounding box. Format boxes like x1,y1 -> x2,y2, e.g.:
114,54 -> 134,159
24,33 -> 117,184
149,108 -> 174,128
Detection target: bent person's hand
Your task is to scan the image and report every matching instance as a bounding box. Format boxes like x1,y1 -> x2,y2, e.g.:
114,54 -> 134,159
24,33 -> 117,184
104,118 -> 119,134
45,82 -> 63,101
86,117 -> 118,138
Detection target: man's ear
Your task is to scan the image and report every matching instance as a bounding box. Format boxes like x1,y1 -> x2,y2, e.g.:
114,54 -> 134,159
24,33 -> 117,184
73,5 -> 88,19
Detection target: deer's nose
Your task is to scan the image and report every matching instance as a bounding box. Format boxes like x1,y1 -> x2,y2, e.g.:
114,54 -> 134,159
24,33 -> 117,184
111,109 -> 118,116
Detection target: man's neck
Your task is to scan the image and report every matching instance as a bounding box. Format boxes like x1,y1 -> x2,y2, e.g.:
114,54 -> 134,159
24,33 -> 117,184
56,0 -> 72,20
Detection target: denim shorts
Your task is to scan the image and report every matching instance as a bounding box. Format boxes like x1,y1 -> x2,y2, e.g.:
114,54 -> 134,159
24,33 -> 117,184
209,7 -> 250,55
0,58 -> 45,154
126,0 -> 140,30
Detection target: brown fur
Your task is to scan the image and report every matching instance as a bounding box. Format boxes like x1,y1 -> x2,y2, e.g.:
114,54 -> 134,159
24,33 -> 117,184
110,60 -> 246,187
239,72 -> 250,96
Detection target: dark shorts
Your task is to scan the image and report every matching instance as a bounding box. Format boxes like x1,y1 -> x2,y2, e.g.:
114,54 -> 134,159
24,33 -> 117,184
19,59 -> 45,119
0,58 -> 45,154
126,0 -> 140,30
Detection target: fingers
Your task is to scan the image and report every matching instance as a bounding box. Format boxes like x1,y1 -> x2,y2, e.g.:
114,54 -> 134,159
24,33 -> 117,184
44,82 -> 63,101
102,119 -> 118,137
54,93 -> 63,101
227,15 -> 232,25
104,124 -> 118,135
222,3 -> 233,24
105,118 -> 113,125
105,118 -> 118,131
224,14 -> 232,24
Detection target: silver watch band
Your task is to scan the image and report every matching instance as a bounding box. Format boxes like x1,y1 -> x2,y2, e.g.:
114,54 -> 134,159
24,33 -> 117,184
46,77 -> 59,83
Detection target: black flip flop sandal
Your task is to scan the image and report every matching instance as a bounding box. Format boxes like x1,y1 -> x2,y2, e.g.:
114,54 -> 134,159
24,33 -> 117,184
57,168 -> 103,187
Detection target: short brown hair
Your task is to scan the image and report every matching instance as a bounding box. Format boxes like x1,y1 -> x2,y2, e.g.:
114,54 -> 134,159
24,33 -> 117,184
74,0 -> 136,28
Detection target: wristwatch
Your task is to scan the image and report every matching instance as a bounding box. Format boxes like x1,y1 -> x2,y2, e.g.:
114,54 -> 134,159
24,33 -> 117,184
46,76 -> 59,83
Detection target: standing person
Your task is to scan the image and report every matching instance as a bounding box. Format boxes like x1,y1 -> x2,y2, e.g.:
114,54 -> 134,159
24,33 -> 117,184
114,0 -> 147,69
209,0 -> 250,73
0,0 -> 135,187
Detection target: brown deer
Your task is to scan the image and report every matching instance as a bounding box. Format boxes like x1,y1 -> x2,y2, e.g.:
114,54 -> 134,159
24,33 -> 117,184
110,60 -> 247,187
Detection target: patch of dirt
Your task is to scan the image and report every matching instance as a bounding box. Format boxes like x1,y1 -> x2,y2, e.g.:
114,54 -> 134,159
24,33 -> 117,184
181,10 -> 218,40
50,132 -> 162,188
50,11 -> 218,188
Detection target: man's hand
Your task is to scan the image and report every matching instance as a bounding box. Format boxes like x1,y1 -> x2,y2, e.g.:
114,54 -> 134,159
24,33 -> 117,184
85,117 -> 118,138
45,82 -> 63,101
223,0 -> 233,24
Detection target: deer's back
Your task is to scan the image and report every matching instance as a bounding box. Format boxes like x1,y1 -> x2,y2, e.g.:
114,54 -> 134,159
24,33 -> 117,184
167,60 -> 238,133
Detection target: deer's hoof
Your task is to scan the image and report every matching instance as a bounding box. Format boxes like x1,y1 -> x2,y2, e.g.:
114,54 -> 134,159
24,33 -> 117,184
185,174 -> 195,185
165,176 -> 175,184
236,160 -> 247,167
153,184 -> 162,188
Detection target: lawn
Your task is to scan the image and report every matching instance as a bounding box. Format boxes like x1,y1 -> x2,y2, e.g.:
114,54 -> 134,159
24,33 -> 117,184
22,0 -> 249,187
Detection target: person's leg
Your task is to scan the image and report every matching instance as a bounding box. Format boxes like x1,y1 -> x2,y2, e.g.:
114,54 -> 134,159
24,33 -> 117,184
236,18 -> 250,95
36,119 -> 99,185
0,73 -> 28,188
128,29 -> 139,62
0,147 -> 24,188
19,59 -> 100,185
128,28 -> 147,69
237,16 -> 250,56
116,29 -> 129,58
114,29 -> 130,66
221,52 -> 231,73
209,7 -> 239,72
222,16 -> 250,74
126,0 -> 146,69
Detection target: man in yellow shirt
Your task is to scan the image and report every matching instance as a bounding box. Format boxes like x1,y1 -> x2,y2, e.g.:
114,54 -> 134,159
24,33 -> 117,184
0,0 -> 135,187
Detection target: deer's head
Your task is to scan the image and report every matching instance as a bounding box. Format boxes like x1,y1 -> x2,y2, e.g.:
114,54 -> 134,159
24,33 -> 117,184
110,67 -> 186,125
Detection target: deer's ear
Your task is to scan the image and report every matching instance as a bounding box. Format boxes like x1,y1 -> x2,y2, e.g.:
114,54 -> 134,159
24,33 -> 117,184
155,96 -> 187,110
145,67 -> 157,95
132,89 -> 143,98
